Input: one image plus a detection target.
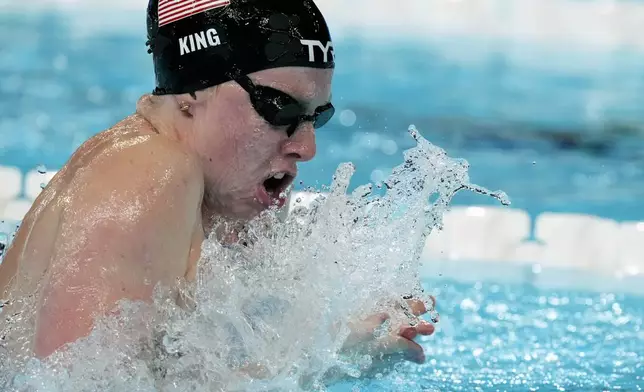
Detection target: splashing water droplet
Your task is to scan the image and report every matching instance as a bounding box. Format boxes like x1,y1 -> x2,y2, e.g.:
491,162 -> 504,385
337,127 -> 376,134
373,318 -> 391,339
0,232 -> 7,258
1,126 -> 505,391
35,165 -> 46,174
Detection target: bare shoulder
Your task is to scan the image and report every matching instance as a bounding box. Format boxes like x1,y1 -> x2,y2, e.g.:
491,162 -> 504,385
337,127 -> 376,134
69,124 -> 203,202
30,122 -> 206,357
55,122 -> 205,284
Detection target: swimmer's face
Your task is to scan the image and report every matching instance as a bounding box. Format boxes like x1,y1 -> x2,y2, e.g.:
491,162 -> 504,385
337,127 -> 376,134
190,67 -> 333,220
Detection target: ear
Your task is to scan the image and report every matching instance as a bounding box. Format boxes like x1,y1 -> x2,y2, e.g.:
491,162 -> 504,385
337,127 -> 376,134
174,86 -> 219,118
174,92 -> 198,117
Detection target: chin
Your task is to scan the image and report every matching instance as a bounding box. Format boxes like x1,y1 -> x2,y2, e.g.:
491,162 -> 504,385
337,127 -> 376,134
220,199 -> 265,221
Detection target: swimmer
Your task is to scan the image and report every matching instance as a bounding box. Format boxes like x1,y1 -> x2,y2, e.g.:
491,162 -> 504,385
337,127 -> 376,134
0,0 -> 435,378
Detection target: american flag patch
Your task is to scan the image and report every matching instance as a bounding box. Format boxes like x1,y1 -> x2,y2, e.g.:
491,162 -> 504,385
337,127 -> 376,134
158,0 -> 230,27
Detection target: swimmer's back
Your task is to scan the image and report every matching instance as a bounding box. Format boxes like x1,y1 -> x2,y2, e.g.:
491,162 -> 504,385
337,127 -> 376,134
0,114 -> 205,358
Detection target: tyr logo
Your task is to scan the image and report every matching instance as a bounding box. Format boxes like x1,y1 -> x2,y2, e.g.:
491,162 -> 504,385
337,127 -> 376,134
300,39 -> 333,63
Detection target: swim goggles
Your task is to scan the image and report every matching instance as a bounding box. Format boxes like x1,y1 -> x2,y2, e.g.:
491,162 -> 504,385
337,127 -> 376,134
234,74 -> 335,137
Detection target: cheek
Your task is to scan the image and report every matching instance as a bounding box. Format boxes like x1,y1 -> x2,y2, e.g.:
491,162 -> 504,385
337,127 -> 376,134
245,127 -> 285,160
203,123 -> 257,180
196,100 -> 283,183
196,102 -> 243,159
230,115 -> 281,156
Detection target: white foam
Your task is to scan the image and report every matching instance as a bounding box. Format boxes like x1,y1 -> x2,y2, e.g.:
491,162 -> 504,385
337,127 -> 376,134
1,0 -> 643,50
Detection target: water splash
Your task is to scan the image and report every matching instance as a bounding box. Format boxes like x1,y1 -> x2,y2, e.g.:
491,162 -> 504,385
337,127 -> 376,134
35,164 -> 47,175
0,232 -> 7,258
1,126 -> 507,391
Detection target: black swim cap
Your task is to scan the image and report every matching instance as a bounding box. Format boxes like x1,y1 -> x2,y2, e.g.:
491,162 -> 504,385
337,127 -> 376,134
146,0 -> 335,95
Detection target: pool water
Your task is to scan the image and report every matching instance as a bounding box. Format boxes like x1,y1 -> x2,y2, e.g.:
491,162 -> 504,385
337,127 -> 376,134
331,278 -> 643,392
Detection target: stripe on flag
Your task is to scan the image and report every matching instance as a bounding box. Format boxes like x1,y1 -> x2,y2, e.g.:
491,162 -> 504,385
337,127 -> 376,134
158,0 -> 230,27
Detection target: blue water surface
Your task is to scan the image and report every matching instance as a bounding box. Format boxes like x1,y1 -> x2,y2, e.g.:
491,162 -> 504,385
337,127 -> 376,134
330,278 -> 644,392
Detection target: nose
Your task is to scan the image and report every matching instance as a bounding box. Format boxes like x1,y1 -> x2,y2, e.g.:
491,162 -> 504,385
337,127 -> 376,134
280,123 -> 317,162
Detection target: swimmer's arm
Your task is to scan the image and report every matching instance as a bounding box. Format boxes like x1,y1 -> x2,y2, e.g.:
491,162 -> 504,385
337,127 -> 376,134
33,141 -> 203,358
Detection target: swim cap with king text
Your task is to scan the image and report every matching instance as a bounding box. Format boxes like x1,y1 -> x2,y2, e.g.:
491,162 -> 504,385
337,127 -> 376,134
146,0 -> 335,95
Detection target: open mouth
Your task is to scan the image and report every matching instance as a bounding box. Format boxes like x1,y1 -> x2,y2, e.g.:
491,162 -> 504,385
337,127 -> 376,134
260,171 -> 295,207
